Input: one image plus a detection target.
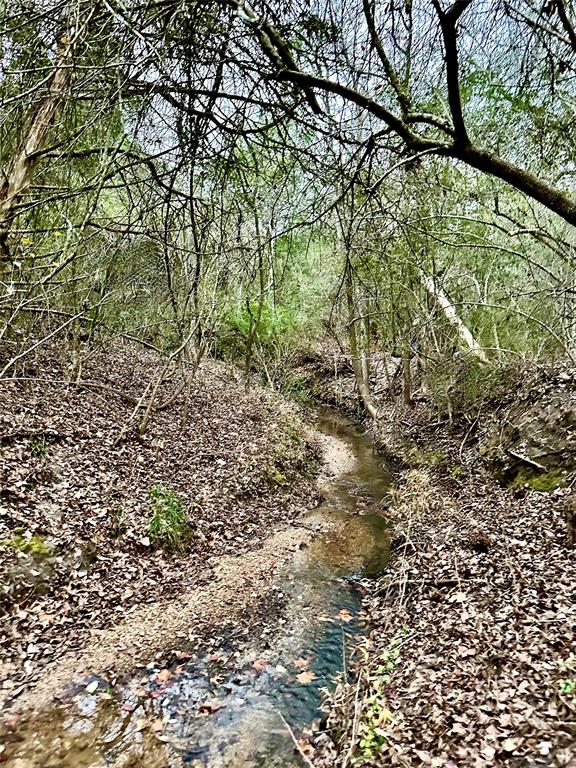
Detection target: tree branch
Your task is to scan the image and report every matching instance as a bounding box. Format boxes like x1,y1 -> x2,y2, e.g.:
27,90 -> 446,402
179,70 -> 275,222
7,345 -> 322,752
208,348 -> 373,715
277,69 -> 442,151
362,0 -> 412,115
555,0 -> 576,51
432,0 -> 473,145
450,143 -> 576,227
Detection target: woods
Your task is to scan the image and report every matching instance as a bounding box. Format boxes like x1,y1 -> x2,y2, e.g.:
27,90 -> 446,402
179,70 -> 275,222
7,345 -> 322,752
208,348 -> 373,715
2,0 -> 576,391
1,1 -> 576,767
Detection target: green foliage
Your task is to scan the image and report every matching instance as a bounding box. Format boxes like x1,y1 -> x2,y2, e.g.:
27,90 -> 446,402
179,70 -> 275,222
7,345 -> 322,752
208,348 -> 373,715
558,655 -> 576,696
1,534 -> 53,558
355,626 -> 409,762
28,436 -> 49,458
223,301 -> 295,348
266,467 -> 287,487
148,485 -> 191,551
407,447 -> 443,468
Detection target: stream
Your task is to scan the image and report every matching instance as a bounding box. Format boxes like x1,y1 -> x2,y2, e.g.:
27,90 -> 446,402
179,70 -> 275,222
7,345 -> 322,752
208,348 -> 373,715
4,410 -> 391,768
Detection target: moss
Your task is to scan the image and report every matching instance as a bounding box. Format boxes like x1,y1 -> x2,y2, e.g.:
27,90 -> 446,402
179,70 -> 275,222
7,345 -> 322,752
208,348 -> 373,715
407,447 -> 444,468
1,534 -> 53,558
266,467 -> 288,486
509,468 -> 566,492
451,464 -> 463,476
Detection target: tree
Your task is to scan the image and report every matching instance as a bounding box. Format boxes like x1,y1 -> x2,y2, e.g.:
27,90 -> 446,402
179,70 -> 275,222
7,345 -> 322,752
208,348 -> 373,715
215,0 -> 576,227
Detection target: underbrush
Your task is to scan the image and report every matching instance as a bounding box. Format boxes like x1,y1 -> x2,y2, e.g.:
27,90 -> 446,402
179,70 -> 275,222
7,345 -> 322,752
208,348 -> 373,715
425,357 -> 525,422
148,484 -> 192,551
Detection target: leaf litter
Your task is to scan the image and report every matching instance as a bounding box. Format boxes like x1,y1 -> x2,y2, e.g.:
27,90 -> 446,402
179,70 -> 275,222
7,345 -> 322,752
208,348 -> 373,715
314,388 -> 576,767
0,340 -> 320,713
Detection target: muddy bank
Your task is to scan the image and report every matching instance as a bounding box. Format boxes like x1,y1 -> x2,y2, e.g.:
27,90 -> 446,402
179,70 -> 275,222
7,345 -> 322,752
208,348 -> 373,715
315,380 -> 576,767
0,342 -> 321,712
1,405 -> 391,768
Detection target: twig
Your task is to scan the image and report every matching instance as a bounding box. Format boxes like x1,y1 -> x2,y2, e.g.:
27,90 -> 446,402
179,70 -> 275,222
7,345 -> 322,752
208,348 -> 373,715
459,411 -> 480,461
114,378 -> 153,445
507,449 -> 546,472
341,672 -> 363,768
0,296 -> 110,379
276,711 -> 315,768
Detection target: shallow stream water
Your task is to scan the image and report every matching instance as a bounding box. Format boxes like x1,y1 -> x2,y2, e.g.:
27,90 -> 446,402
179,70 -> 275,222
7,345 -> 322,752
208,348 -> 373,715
4,410 -> 391,768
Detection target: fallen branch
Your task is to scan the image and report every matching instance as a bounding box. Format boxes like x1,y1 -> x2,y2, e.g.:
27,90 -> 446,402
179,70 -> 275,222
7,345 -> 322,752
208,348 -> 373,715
507,449 -> 547,472
0,429 -> 64,444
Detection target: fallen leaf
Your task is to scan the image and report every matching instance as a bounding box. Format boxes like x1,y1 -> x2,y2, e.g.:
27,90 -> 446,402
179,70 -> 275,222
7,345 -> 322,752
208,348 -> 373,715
199,698 -> 222,714
155,669 -> 172,684
502,737 -> 522,752
296,670 -> 318,684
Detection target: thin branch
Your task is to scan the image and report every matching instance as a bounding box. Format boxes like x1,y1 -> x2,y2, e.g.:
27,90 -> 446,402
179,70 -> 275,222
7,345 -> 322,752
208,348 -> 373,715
432,0 -> 473,145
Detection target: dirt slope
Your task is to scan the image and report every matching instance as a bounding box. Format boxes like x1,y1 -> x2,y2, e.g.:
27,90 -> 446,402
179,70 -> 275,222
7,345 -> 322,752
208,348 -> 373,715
0,342 -> 318,711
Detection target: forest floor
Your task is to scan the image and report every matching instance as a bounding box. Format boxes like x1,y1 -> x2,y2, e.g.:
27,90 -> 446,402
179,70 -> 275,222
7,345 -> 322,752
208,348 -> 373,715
0,341 -> 332,715
2,343 -> 575,767
309,365 -> 576,768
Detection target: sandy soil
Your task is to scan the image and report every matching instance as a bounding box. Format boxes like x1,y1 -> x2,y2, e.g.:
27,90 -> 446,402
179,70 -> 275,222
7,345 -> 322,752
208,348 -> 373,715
1,427 -> 354,718
315,432 -> 357,488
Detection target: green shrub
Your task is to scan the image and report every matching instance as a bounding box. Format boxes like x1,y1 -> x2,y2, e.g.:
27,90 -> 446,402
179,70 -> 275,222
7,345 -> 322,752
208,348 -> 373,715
148,485 -> 191,551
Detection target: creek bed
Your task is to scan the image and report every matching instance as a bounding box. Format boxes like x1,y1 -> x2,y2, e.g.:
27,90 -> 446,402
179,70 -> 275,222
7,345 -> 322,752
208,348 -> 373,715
3,411 -> 391,768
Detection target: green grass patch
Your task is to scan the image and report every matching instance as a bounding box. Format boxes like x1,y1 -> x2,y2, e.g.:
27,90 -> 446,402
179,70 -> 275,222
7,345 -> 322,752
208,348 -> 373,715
148,485 -> 191,551
28,436 -> 50,458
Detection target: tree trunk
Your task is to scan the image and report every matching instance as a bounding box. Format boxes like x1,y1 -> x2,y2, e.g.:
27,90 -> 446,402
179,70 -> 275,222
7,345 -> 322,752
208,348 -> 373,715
346,262 -> 378,420
420,270 -> 489,363
0,35 -> 74,257
401,337 -> 413,408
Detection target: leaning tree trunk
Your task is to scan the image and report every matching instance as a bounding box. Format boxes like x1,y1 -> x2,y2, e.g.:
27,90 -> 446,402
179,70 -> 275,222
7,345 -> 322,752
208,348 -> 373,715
0,34 -> 74,258
420,270 -> 489,364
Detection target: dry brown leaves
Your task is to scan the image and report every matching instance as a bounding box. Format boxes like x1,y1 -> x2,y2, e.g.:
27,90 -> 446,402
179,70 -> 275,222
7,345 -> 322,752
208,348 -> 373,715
0,341 -> 318,707
316,393 -> 576,767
